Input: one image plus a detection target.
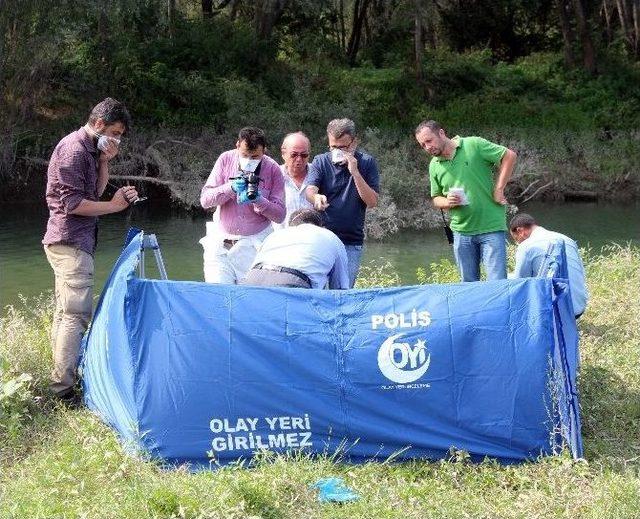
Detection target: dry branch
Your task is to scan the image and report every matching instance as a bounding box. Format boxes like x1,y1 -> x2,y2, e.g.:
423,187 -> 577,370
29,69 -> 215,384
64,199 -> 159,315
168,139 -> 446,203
521,180 -> 554,204
109,175 -> 178,187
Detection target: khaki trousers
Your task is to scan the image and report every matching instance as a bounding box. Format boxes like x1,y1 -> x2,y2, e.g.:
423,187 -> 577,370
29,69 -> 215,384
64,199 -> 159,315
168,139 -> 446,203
44,244 -> 94,395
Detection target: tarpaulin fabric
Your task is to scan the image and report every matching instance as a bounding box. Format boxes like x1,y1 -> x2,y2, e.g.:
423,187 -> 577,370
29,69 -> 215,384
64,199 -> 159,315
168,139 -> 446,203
81,231 -> 582,468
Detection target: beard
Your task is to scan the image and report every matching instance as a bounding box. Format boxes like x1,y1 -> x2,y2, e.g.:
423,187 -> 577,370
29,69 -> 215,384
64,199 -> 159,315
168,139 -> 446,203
428,143 -> 445,156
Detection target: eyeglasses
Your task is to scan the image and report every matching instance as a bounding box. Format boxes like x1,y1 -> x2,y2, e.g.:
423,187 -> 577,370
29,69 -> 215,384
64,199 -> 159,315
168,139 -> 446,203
328,138 -> 354,151
289,152 -> 309,158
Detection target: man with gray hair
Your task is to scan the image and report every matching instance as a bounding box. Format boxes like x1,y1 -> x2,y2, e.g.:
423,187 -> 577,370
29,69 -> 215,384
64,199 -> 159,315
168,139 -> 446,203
305,118 -> 379,287
273,131 -> 313,230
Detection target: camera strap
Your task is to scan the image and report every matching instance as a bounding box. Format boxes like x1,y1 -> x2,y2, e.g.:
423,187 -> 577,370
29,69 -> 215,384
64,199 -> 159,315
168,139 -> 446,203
440,209 -> 454,245
439,209 -> 448,226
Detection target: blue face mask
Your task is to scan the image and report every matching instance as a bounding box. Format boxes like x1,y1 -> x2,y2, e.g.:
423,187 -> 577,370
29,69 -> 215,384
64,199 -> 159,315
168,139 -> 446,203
239,157 -> 261,172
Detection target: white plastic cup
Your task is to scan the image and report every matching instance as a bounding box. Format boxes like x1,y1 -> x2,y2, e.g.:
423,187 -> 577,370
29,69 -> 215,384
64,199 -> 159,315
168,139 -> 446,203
448,187 -> 469,205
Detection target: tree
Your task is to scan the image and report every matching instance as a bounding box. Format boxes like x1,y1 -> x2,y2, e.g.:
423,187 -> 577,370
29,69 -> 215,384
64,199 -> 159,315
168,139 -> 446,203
558,0 -> 577,67
613,0 -> 640,58
414,0 -> 424,81
338,0 -> 347,52
346,0 -> 372,65
254,0 -> 288,39
573,0 -> 598,73
202,0 -> 213,17
168,0 -> 176,36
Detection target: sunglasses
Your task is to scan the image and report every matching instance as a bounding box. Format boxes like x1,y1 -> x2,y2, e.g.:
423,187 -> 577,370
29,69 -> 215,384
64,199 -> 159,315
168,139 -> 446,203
289,152 -> 310,159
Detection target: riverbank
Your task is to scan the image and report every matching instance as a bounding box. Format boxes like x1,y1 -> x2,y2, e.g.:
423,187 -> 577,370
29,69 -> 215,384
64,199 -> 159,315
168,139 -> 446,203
1,246 -> 638,518
4,124 -> 639,242
4,48 -> 640,221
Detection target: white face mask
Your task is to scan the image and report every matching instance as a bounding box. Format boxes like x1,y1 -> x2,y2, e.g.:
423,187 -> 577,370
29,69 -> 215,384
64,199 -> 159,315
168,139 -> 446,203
239,157 -> 261,172
331,148 -> 346,164
97,135 -> 121,152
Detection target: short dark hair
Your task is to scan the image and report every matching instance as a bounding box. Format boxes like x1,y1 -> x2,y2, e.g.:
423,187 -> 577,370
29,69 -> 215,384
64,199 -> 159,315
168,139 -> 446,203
415,120 -> 444,135
238,127 -> 267,150
87,98 -> 132,133
289,209 -> 323,227
509,213 -> 537,232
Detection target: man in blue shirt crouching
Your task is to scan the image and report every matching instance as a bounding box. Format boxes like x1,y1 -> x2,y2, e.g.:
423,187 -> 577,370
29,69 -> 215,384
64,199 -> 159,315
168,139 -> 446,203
509,213 -> 589,318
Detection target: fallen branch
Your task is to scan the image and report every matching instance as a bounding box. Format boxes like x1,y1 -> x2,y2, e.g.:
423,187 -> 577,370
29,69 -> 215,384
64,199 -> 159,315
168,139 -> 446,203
20,156 -> 49,167
518,179 -> 540,199
564,190 -> 599,201
521,180 -> 554,204
148,139 -> 212,153
109,175 -> 178,187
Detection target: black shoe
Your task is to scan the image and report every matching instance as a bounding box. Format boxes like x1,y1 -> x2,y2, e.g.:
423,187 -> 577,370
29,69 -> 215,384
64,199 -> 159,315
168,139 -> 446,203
54,388 -> 83,409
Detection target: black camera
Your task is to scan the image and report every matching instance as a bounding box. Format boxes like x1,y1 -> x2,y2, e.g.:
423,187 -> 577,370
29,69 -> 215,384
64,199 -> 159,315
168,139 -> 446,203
230,171 -> 261,201
244,171 -> 260,201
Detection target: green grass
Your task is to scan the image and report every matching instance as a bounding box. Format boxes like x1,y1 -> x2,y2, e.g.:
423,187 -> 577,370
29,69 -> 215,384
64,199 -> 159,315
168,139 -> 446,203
1,246 -> 639,518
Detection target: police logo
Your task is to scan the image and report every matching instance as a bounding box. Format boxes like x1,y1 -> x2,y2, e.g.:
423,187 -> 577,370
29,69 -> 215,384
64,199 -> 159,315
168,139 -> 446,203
377,333 -> 430,384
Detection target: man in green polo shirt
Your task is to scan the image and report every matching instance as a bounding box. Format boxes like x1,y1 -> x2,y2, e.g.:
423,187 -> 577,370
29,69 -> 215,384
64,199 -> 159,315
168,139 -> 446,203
415,120 -> 517,282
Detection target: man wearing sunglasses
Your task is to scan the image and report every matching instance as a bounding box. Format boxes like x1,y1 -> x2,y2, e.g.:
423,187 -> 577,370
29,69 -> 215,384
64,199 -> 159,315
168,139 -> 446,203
305,118 -> 380,287
273,132 -> 314,230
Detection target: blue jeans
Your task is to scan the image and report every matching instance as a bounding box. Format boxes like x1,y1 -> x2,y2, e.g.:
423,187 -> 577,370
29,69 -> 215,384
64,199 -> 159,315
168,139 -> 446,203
344,244 -> 364,288
453,231 -> 507,282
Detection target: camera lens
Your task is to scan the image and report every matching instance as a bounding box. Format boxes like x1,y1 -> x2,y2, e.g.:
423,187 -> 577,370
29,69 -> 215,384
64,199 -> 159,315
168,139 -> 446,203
246,172 -> 259,200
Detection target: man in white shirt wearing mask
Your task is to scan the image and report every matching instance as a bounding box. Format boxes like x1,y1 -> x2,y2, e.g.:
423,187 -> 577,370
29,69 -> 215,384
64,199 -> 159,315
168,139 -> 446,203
242,209 -> 350,289
273,131 -> 313,230
509,213 -> 589,318
200,127 -> 285,284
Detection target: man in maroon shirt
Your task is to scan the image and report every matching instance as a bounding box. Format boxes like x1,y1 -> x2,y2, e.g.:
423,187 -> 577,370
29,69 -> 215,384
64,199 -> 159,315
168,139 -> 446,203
42,98 -> 138,403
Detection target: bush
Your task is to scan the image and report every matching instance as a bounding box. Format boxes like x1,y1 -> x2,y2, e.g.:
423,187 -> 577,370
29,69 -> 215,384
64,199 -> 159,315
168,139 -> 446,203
420,48 -> 493,106
0,367 -> 35,446
0,294 -> 53,388
413,51 -> 640,132
47,12 -> 285,127
355,261 -> 401,288
416,259 -> 459,284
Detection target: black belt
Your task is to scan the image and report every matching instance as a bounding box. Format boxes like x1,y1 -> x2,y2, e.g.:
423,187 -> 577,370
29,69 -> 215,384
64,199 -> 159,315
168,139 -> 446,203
253,263 -> 312,287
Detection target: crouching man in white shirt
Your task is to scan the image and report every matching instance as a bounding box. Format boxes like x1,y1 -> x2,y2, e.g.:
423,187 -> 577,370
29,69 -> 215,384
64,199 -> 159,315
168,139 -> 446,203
509,213 -> 589,318
242,209 -> 350,289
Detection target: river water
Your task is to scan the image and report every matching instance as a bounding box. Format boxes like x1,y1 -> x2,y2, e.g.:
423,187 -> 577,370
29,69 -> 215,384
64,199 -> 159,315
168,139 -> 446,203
1,201 -> 638,308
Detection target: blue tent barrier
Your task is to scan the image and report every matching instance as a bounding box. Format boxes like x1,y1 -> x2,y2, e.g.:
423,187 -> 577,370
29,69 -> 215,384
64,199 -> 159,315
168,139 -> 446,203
80,230 -> 582,468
